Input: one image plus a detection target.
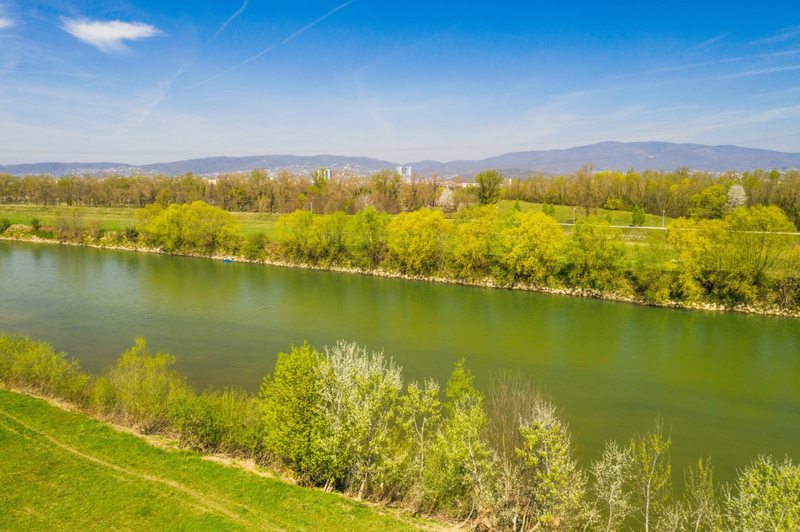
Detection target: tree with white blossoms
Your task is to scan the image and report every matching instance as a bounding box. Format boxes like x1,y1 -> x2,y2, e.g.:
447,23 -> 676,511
585,440 -> 634,532
683,457 -> 720,532
726,184 -> 747,212
317,341 -> 403,497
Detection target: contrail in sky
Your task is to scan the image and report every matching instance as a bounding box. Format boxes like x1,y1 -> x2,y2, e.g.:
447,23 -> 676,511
101,0 -> 357,126
211,0 -> 249,41
178,0 -> 357,94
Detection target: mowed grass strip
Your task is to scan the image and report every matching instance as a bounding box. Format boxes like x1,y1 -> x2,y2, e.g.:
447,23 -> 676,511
0,390 -> 431,532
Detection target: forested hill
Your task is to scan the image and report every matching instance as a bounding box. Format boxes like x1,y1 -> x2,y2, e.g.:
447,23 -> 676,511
3,141 -> 800,177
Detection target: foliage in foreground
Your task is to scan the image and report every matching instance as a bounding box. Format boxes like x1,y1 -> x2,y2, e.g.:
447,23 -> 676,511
1,333 -> 798,531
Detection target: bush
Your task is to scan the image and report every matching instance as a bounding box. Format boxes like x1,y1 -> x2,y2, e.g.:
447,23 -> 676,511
1,218 -> 11,233
172,387 -> 265,456
0,334 -> 90,402
54,208 -> 85,241
260,342 -> 325,481
349,207 -> 390,270
724,455 -> 800,531
30,218 -> 40,231
137,201 -> 240,255
387,209 -> 448,276
123,226 -> 138,242
91,337 -> 186,433
241,231 -> 271,261
499,211 -> 564,285
564,218 -> 626,290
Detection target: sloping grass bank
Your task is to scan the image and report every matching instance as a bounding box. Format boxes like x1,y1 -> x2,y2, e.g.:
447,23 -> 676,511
0,390 -> 433,532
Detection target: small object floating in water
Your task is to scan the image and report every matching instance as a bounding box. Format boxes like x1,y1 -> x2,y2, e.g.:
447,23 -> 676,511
222,259 -> 234,263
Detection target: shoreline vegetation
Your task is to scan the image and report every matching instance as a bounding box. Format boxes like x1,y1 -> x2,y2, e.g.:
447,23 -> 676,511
2,196 -> 800,318
1,333 -> 798,531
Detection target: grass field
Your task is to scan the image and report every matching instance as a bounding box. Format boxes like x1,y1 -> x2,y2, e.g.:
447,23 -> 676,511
0,204 -> 283,237
0,200 -> 674,236
0,390 -> 436,532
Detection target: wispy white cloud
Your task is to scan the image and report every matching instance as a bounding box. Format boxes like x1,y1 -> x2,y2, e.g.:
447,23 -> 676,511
691,32 -> 732,49
0,18 -> 13,30
713,64 -> 800,79
211,0 -> 248,41
752,25 -> 800,45
60,18 -> 164,53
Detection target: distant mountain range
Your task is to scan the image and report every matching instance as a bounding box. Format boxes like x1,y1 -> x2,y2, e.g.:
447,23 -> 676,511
3,141 -> 800,177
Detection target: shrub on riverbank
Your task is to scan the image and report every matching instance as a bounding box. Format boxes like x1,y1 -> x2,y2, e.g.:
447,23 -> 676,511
0,334 -> 89,402
2,333 -> 798,531
137,201 -> 240,255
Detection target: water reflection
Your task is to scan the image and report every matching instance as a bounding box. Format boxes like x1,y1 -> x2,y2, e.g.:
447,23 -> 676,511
1,239 -> 798,484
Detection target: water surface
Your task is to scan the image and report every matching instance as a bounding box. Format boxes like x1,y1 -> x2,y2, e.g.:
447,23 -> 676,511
1,240 -> 798,483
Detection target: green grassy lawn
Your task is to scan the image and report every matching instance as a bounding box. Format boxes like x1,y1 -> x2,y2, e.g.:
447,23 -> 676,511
495,199 -> 675,227
0,204 -> 282,237
1,200 -> 673,235
0,390 -> 434,532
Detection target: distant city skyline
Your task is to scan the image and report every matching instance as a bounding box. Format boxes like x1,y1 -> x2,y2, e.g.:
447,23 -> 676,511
1,1 -> 799,164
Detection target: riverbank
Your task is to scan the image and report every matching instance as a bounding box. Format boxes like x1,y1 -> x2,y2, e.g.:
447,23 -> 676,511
0,388 -> 440,532
2,230 -> 798,319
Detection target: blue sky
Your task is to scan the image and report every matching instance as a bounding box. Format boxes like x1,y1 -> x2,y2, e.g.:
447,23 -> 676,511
1,1 -> 800,164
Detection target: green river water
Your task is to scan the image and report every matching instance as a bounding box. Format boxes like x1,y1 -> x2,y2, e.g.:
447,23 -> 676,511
1,240 -> 798,483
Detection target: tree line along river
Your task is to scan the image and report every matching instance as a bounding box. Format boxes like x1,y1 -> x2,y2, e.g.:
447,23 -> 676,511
1,239 -> 798,484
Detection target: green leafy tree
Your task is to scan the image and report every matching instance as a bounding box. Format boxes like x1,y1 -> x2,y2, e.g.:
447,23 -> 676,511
427,359 -> 492,515
691,185 -> 728,219
474,170 -> 504,205
632,205 -> 646,226
350,206 -> 391,270
387,208 -> 448,276
565,218 -> 626,290
450,206 -> 499,281
276,209 -> 319,263
260,342 -> 325,481
499,211 -> 564,285
138,201 -> 240,255
315,211 -> 349,265
723,455 -> 800,532
668,206 -> 795,304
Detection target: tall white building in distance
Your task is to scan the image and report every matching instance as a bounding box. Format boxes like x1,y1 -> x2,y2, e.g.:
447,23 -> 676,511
396,166 -> 413,180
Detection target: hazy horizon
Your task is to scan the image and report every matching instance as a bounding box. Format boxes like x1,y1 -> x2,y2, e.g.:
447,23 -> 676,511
2,1 -> 799,165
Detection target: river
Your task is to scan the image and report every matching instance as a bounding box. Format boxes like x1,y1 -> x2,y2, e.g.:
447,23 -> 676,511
1,239 -> 798,483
